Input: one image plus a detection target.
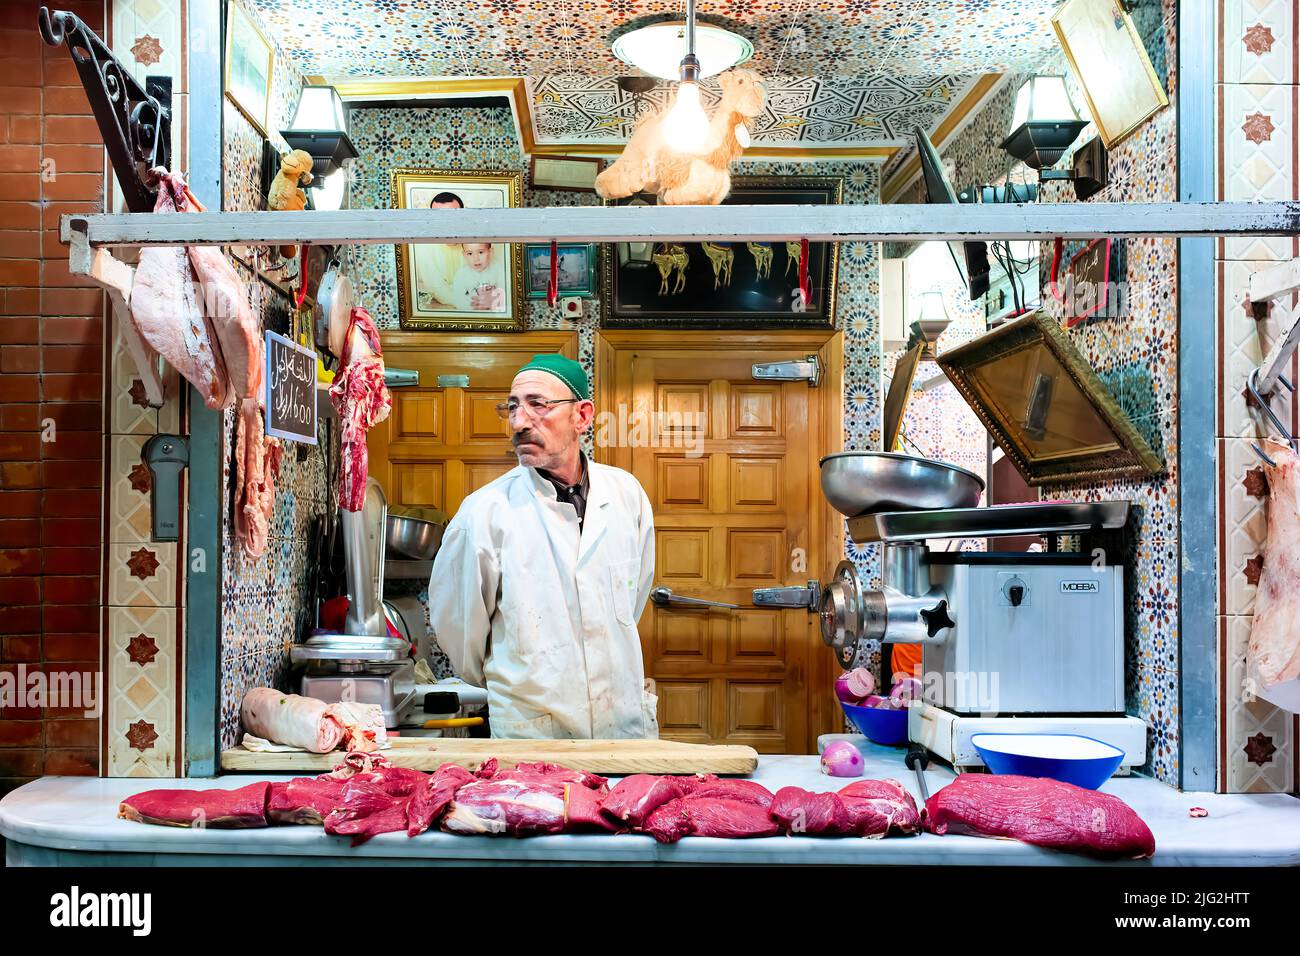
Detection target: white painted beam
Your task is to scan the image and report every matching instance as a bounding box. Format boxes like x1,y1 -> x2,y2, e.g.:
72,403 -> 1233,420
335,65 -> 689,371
60,201 -> 1300,249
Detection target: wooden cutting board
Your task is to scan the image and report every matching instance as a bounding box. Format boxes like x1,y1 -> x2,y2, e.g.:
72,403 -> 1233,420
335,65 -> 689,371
219,737 -> 759,775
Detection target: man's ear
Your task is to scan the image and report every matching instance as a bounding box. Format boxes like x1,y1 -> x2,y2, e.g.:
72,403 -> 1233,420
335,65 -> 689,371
574,399 -> 596,434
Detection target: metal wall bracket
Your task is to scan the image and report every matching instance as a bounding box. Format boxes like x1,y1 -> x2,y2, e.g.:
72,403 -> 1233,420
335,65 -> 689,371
752,581 -> 821,610
39,6 -> 171,213
752,355 -> 821,386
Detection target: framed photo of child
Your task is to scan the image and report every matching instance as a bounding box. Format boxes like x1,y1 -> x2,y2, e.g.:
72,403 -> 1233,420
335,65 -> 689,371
392,169 -> 525,331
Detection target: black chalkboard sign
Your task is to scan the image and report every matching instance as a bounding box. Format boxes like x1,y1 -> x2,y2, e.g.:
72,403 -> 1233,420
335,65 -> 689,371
264,330 -> 318,444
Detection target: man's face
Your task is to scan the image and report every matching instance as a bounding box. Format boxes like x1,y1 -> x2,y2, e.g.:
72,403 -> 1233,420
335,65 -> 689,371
508,370 -> 592,471
430,198 -> 462,210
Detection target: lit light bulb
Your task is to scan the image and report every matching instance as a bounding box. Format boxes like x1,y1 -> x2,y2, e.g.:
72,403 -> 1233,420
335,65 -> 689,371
662,81 -> 710,154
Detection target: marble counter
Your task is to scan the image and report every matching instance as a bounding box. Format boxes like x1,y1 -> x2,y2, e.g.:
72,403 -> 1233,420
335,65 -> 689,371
2,746 -> 1297,866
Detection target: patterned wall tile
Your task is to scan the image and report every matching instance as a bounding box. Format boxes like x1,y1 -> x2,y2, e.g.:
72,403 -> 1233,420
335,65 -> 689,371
1223,614 -> 1298,792
1222,0 -> 1296,86
108,434 -> 154,544
107,542 -> 178,607
1220,83 -> 1296,260
105,605 -> 178,777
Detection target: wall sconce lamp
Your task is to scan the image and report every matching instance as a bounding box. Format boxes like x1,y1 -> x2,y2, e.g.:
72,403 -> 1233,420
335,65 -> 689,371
908,288 -> 951,358
1000,75 -> 1108,201
268,85 -> 359,212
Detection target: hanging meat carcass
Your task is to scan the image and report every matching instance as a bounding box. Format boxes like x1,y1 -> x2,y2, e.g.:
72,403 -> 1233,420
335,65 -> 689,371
1248,438 -> 1300,688
329,307 -> 392,512
128,171 -> 229,409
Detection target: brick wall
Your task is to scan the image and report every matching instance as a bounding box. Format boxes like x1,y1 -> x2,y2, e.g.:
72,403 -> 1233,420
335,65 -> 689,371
0,0 -> 107,798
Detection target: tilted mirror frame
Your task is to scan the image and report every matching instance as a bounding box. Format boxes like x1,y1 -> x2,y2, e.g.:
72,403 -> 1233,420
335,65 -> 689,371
936,310 -> 1165,486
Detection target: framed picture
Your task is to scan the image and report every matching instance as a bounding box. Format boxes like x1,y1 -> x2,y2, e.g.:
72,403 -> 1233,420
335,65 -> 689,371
1063,237 -> 1113,327
224,1 -> 275,137
525,243 -> 598,299
530,156 -> 603,193
601,176 -> 841,329
1051,0 -> 1169,150
392,169 -> 525,331
936,311 -> 1164,486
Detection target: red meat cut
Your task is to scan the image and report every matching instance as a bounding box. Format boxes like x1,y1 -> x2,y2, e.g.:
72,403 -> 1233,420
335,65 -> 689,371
324,779 -> 412,846
924,774 -> 1156,859
117,782 -> 269,829
407,763 -> 477,837
678,776 -> 773,807
769,779 -> 920,837
645,796 -> 781,844
600,774 -> 684,829
563,782 -> 621,833
442,778 -> 568,837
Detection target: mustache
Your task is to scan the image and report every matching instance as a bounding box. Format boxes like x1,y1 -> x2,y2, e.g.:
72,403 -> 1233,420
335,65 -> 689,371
511,430 -> 541,447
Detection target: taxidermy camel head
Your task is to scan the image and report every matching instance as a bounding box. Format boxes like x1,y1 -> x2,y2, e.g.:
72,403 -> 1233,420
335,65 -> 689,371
594,68 -> 767,206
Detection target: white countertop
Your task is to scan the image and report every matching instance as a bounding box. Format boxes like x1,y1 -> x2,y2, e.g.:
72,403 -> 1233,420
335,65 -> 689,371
3,747 -> 1297,866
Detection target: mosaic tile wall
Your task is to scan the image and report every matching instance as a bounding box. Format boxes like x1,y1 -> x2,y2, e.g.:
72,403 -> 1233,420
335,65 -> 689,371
216,2 -> 337,750
907,2 -> 1182,783
1214,0 -> 1299,794
346,104 -> 886,687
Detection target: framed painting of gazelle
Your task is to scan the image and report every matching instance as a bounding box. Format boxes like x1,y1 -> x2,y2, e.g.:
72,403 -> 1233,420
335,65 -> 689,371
600,176 -> 841,329
392,169 -> 525,331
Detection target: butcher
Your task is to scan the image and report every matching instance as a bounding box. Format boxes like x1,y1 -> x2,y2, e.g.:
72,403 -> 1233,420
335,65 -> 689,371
428,354 -> 659,739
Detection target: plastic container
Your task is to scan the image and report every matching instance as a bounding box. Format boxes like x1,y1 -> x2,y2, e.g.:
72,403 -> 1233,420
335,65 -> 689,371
841,701 -> 908,746
971,733 -> 1125,790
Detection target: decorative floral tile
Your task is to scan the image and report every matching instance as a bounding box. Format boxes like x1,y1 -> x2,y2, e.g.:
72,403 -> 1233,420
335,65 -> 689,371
106,605 -> 178,777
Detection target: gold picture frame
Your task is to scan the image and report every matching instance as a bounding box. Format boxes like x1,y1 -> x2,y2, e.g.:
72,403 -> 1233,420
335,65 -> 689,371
392,169 -> 525,332
1051,0 -> 1170,150
936,311 -> 1164,486
223,1 -> 275,138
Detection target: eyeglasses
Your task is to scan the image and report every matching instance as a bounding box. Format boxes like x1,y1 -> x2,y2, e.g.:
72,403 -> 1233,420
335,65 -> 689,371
495,397 -> 582,420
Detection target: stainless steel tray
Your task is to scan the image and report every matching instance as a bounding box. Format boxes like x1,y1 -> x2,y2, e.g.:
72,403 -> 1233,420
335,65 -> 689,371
290,633 -> 410,663
846,501 -> 1131,544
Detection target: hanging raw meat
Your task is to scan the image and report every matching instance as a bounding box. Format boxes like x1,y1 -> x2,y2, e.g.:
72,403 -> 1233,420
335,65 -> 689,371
233,398 -> 281,560
161,170 -> 264,401
329,307 -> 392,512
128,171 -> 229,409
1248,438 -> 1300,688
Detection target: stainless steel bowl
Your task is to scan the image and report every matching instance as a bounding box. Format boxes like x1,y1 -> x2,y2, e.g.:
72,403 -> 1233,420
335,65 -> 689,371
819,452 -> 985,517
385,513 -> 446,560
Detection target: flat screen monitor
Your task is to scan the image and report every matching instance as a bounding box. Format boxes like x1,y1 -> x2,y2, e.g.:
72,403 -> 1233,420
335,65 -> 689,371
914,128 -> 991,301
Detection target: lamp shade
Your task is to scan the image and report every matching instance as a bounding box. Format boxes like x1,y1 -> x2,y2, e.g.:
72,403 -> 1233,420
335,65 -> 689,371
1008,76 -> 1080,131
1001,75 -> 1088,170
612,22 -> 752,80
292,85 -> 348,132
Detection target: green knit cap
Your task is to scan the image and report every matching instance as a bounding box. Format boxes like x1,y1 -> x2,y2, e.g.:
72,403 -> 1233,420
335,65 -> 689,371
516,353 -> 590,401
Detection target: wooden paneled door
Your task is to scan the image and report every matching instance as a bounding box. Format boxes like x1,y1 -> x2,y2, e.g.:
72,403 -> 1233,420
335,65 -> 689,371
596,331 -> 843,754
369,332 -> 578,516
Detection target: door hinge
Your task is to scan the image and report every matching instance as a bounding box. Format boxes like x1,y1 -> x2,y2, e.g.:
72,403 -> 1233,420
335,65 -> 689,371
752,354 -> 821,387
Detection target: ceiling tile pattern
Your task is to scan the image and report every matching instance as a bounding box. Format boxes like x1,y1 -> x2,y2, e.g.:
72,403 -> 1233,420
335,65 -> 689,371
246,0 -> 1063,79
528,72 -> 979,145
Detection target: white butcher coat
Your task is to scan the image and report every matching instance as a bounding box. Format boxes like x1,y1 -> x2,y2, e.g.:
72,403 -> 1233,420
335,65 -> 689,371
427,460 -> 658,739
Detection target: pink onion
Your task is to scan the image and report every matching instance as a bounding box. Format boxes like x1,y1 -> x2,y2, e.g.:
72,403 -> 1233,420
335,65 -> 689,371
820,740 -> 865,777
890,676 -> 922,704
845,667 -> 875,699
834,673 -> 862,704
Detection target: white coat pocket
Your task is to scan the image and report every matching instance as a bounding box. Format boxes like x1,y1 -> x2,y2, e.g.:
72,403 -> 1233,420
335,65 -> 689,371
609,558 -> 641,626
489,711 -> 554,739
641,688 -> 660,738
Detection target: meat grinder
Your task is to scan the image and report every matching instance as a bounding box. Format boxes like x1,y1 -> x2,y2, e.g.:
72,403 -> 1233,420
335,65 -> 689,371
819,500 -> 1130,715
291,478 -> 472,729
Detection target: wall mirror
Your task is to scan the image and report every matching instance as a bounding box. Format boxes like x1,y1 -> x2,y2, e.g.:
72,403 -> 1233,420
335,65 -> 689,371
936,310 -> 1164,485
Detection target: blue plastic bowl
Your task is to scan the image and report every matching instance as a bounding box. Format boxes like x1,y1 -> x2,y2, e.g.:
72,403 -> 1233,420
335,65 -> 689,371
971,733 -> 1125,790
842,701 -> 908,746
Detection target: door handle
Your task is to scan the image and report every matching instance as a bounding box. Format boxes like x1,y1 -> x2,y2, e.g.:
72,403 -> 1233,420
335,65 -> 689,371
650,586 -> 738,610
